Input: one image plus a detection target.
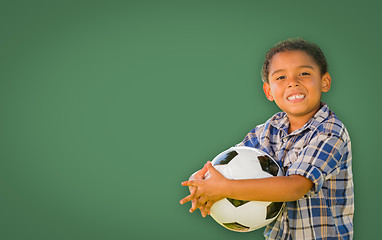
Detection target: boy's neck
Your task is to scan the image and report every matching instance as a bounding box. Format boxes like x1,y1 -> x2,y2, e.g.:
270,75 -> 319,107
287,109 -> 320,134
288,116 -> 311,134
286,102 -> 323,134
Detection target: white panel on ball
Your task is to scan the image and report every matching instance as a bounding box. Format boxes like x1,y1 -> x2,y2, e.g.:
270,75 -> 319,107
200,146 -> 284,232
235,201 -> 269,229
210,198 -> 236,224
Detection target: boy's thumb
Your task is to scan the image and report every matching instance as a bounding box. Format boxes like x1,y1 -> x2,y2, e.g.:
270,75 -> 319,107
206,161 -> 218,174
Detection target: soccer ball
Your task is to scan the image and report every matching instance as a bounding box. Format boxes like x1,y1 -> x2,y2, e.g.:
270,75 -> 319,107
204,146 -> 284,232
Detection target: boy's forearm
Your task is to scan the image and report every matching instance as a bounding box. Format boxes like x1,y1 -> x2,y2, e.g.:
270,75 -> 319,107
225,175 -> 313,202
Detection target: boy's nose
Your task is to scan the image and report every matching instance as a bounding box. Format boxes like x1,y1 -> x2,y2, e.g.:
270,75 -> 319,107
288,83 -> 300,88
287,77 -> 300,88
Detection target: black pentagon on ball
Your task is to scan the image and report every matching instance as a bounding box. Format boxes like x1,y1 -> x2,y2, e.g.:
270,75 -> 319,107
227,198 -> 249,208
258,155 -> 279,176
213,150 -> 238,165
223,222 -> 250,232
266,202 -> 283,219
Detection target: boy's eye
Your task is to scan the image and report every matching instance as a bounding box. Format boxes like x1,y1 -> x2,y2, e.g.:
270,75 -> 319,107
276,76 -> 286,80
300,72 -> 310,76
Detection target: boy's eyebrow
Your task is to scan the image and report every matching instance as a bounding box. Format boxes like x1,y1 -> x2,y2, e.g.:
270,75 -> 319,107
270,65 -> 315,76
299,65 -> 315,70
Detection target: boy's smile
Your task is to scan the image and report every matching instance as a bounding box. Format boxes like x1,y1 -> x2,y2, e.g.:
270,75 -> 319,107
263,50 -> 331,132
287,93 -> 305,102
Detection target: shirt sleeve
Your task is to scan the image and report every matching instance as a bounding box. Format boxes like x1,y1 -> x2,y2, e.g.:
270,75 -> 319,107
235,123 -> 266,148
286,133 -> 346,197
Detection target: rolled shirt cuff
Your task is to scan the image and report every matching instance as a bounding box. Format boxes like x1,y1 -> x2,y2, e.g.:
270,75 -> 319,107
286,161 -> 324,198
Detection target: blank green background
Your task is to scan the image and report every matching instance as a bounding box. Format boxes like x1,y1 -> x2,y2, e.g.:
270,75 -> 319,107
0,0 -> 380,239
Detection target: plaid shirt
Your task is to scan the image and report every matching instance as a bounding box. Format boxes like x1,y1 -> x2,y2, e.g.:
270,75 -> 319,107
238,103 -> 354,240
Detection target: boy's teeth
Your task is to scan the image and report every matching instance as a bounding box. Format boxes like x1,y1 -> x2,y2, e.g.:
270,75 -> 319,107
288,94 -> 305,100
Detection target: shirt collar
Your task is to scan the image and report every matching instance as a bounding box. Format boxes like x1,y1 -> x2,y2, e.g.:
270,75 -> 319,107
269,102 -> 330,136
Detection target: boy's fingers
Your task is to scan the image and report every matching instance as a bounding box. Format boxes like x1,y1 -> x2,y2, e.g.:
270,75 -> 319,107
179,194 -> 194,205
190,198 -> 203,213
206,162 -> 219,175
204,201 -> 215,215
199,200 -> 215,217
181,180 -> 201,187
190,199 -> 198,213
199,204 -> 209,217
197,196 -> 208,209
180,188 -> 203,205
195,161 -> 210,179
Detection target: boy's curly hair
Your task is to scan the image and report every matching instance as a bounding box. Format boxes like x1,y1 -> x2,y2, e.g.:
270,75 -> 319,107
261,38 -> 328,83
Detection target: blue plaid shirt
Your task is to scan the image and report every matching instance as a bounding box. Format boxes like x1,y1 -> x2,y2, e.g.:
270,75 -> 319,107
238,103 -> 354,240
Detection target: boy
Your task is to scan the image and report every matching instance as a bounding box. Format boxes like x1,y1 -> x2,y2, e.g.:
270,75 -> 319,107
180,38 -> 354,240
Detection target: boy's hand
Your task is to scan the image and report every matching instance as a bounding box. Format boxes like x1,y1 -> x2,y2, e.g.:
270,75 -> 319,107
187,162 -> 209,214
180,162 -> 229,217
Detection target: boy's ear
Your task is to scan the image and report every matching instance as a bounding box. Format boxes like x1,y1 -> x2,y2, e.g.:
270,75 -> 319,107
322,72 -> 331,92
263,82 -> 274,101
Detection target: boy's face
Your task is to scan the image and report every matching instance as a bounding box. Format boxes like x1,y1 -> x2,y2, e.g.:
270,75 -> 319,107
263,50 -> 331,120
